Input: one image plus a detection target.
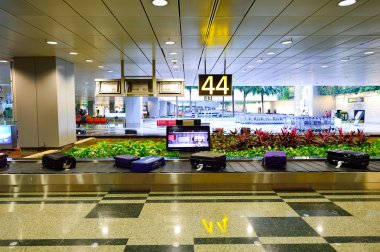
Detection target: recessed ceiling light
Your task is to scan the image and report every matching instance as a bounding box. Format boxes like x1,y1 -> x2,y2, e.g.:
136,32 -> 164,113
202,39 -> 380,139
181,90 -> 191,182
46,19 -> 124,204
152,0 -> 168,6
340,57 -> 350,62
364,51 -> 374,55
69,52 -> 78,55
107,70 -> 113,73
165,40 -> 175,45
338,0 -> 357,7
248,65 -> 254,68
321,65 -> 329,68
98,65 -> 104,68
173,65 -> 179,68
256,58 -> 263,62
85,59 -> 94,63
169,52 -> 177,55
267,52 -> 275,55
171,59 -> 178,64
281,39 -> 293,45
0,60 -> 8,63
46,40 -> 58,45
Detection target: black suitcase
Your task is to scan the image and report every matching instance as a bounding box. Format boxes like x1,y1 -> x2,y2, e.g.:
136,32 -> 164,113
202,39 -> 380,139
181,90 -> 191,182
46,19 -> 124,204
327,150 -> 369,169
42,152 -> 76,170
125,129 -> 138,135
76,129 -> 87,135
114,154 -> 140,169
190,151 -> 226,171
0,153 -> 8,168
130,156 -> 165,172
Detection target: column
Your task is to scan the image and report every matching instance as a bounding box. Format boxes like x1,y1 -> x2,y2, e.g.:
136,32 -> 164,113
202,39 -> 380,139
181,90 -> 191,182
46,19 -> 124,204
168,102 -> 175,116
109,97 -> 115,113
125,96 -> 143,128
147,97 -> 159,118
13,57 -> 76,148
159,101 -> 168,117
87,100 -> 94,116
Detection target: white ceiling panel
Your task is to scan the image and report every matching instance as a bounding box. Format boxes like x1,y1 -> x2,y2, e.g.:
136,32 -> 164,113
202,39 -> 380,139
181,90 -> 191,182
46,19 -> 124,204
26,0 -> 78,16
85,16 -> 127,35
281,0 -> 330,17
288,17 -> 337,36
314,16 -> 369,36
180,0 -> 214,17
314,0 -> 368,17
341,17 -> 380,36
103,0 -> 145,17
248,36 -> 282,48
149,17 -> 181,36
182,36 -> 204,49
248,0 -> 292,17
117,17 -> 153,36
53,17 -> 101,36
261,17 -> 309,36
211,17 -> 243,36
239,48 -> 263,58
226,36 -> 256,49
63,0 -> 112,16
181,17 -> 209,36
217,0 -> 255,17
235,17 -> 275,36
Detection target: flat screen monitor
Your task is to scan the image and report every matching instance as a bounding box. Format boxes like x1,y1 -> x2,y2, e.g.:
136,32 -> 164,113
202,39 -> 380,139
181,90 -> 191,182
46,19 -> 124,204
166,126 -> 211,152
0,125 -> 17,149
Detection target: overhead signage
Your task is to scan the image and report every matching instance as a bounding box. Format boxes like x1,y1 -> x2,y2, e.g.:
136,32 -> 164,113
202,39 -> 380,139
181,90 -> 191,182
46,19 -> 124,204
348,97 -> 364,103
198,74 -> 232,96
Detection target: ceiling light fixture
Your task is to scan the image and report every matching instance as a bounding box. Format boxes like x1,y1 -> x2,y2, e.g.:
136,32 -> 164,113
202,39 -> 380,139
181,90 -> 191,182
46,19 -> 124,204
321,65 -> 329,68
169,52 -> 177,55
248,65 -> 254,68
281,38 -> 293,45
256,58 -> 263,62
85,59 -> 94,63
267,52 -> 275,55
98,66 -> 104,68
107,70 -> 113,73
340,57 -> 350,62
0,60 -> 8,63
364,51 -> 374,55
46,40 -> 58,45
152,0 -> 168,6
338,0 -> 357,7
173,65 -> 179,68
69,52 -> 78,55
165,40 -> 175,45
171,59 -> 178,64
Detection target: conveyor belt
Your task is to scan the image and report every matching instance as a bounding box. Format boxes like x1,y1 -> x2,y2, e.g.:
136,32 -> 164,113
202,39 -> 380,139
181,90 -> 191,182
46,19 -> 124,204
0,159 -> 380,192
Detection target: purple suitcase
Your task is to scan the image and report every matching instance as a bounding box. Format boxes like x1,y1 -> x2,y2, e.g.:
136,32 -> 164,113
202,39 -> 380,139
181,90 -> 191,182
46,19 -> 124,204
130,156 -> 165,172
114,155 -> 140,169
262,151 -> 287,169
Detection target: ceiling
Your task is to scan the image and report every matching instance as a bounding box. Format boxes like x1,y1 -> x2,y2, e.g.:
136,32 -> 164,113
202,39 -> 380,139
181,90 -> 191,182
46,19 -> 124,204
0,0 -> 379,103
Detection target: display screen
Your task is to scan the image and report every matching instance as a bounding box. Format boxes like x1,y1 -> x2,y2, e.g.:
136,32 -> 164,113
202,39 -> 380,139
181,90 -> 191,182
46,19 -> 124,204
166,126 -> 211,152
0,126 -> 12,145
99,81 -> 121,94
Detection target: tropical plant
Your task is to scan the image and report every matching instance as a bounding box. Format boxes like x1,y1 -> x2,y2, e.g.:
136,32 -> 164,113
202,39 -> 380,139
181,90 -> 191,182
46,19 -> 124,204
233,86 -> 258,113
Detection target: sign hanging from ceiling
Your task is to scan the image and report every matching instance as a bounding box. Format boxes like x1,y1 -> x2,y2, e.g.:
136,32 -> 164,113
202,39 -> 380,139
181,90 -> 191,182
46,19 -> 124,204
198,74 -> 232,96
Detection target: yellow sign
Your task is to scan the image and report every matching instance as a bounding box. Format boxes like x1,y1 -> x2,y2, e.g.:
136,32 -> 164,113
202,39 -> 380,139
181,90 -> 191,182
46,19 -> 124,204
198,75 -> 232,96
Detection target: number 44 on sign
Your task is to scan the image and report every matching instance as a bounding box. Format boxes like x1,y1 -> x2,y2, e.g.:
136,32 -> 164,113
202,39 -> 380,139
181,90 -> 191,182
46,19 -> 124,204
202,216 -> 228,234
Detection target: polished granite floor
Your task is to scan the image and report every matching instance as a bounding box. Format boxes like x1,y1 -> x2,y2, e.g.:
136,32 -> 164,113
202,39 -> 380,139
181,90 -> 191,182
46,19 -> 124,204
0,190 -> 380,251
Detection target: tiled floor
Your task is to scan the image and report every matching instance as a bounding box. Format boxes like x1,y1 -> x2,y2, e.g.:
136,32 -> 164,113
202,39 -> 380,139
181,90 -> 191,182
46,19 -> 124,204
0,190 -> 380,251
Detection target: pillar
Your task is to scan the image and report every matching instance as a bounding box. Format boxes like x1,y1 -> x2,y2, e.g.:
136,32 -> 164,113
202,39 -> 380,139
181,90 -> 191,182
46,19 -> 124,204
109,97 -> 115,113
159,101 -> 168,117
12,57 -> 76,148
168,102 -> 175,116
125,97 -> 142,128
87,100 -> 94,116
147,97 -> 159,118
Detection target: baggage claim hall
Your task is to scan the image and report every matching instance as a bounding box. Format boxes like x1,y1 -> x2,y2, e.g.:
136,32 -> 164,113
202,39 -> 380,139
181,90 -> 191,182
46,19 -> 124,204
1,0 -> 380,251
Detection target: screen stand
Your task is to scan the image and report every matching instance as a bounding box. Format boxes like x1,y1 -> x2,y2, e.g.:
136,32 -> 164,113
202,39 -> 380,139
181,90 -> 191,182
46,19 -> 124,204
179,152 -> 193,159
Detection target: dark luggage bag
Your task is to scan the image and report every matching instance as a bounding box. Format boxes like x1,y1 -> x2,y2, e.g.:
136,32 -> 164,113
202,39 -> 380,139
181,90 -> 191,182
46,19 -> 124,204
114,154 -> 140,169
42,152 -> 76,170
0,153 -> 8,168
262,151 -> 287,169
125,129 -> 138,135
327,150 -> 369,169
76,128 -> 87,135
130,156 -> 165,172
190,151 -> 226,171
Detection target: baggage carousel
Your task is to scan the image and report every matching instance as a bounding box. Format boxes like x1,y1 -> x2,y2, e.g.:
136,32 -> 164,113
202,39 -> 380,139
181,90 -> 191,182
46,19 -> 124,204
1,158 -> 380,192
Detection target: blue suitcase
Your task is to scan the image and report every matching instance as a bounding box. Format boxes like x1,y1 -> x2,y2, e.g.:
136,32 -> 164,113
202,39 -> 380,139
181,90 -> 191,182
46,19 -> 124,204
130,156 -> 165,172
114,154 -> 140,169
262,151 -> 287,169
